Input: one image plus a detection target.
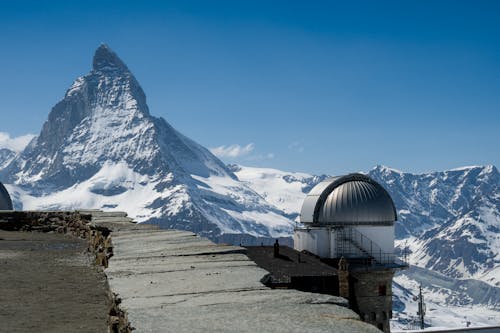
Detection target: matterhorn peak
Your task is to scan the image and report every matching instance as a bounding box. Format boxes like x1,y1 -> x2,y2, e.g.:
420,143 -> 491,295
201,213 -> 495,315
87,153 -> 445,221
2,44 -> 292,242
92,43 -> 129,72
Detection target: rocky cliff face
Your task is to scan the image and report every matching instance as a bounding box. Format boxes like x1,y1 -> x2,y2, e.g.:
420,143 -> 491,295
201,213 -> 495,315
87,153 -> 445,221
0,148 -> 16,170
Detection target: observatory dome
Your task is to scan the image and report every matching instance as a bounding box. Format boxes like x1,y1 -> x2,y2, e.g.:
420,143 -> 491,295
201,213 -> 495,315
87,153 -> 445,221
300,173 -> 396,226
0,182 -> 13,210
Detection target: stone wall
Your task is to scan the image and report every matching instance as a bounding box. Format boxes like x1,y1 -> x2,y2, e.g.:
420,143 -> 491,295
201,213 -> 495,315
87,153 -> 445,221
0,210 -> 132,333
350,269 -> 395,333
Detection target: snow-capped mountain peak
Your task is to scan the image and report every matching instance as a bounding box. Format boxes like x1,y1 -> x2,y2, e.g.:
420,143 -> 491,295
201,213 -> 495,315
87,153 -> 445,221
4,45 -> 156,187
2,44 -> 293,240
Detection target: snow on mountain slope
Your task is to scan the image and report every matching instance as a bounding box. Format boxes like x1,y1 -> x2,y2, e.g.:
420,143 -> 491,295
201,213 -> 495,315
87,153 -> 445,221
229,164 -> 328,219
367,165 -> 499,328
6,161 -> 178,219
0,148 -> 16,170
369,165 -> 500,286
392,269 -> 500,329
0,44 -> 294,240
191,173 -> 293,234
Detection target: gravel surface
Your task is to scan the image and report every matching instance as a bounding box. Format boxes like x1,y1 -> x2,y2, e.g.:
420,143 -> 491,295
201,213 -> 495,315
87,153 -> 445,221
0,231 -> 109,333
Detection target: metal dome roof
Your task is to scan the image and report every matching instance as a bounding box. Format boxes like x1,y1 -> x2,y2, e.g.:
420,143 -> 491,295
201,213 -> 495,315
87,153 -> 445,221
300,173 -> 396,226
0,182 -> 13,210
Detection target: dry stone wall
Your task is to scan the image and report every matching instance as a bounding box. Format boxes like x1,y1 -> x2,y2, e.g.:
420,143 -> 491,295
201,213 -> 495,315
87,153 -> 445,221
0,211 -> 114,267
0,210 -> 132,333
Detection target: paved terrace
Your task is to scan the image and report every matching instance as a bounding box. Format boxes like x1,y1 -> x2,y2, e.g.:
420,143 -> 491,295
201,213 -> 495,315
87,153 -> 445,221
92,211 -> 380,333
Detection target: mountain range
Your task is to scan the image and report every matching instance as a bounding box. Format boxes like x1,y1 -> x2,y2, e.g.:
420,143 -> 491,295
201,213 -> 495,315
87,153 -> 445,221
0,45 -> 498,328
234,164 -> 500,328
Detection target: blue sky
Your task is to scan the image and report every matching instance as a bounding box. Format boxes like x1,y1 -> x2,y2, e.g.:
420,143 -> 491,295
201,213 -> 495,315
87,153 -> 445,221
0,0 -> 498,175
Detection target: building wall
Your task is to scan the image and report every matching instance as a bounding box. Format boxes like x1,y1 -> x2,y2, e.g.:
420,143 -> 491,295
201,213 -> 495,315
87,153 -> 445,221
294,225 -> 395,260
294,226 -> 397,332
350,270 -> 394,333
354,225 -> 395,255
294,228 -> 332,257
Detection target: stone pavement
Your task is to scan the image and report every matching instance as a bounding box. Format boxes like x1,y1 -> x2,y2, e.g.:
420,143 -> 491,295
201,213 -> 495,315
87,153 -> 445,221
91,211 -> 381,333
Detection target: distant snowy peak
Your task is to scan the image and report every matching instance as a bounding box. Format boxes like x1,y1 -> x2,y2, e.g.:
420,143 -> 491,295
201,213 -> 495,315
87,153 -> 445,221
4,44 -> 233,188
372,164 -> 404,175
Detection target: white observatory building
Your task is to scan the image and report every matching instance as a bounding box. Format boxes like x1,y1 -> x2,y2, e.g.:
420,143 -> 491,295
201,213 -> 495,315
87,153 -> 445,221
294,173 -> 396,263
294,173 -> 404,332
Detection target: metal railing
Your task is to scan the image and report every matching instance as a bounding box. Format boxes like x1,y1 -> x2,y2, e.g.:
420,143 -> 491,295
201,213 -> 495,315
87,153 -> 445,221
335,227 -> 397,265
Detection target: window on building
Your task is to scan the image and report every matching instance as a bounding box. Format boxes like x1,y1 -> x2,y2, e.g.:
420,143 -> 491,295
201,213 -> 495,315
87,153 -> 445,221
371,312 -> 376,321
378,284 -> 387,296
382,311 -> 387,320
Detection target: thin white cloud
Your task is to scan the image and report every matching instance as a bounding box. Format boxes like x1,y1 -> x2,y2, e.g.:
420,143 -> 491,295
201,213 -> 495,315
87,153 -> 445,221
288,141 -> 304,153
0,132 -> 35,152
210,143 -> 255,158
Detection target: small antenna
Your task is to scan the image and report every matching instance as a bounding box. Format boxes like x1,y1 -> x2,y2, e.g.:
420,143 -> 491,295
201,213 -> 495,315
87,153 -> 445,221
417,285 -> 426,330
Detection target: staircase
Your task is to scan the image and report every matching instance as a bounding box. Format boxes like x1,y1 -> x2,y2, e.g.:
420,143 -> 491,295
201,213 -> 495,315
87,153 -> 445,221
335,227 -> 395,265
